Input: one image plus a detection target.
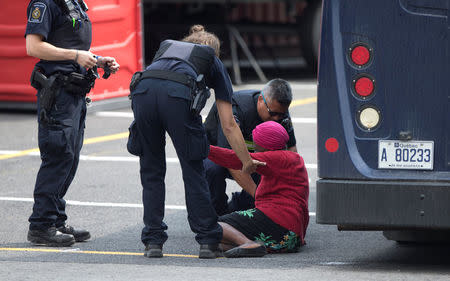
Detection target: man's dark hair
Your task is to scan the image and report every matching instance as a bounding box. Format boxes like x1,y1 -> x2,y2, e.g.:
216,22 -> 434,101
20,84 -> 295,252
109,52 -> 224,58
264,79 -> 292,107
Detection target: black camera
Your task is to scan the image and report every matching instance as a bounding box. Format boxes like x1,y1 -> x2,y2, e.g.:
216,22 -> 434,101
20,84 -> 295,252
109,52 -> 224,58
280,117 -> 293,133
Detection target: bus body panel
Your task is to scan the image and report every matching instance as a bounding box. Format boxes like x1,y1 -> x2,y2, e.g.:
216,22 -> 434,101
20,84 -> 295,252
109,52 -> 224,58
317,180 -> 450,229
317,0 -> 449,230
318,0 -> 449,180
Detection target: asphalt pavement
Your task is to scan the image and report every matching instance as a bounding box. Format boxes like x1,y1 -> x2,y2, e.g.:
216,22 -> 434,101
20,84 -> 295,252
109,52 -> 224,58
0,81 -> 449,281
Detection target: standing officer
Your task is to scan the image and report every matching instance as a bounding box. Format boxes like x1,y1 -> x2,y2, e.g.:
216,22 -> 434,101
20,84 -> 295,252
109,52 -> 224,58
25,0 -> 119,247
204,79 -> 297,215
127,25 -> 264,259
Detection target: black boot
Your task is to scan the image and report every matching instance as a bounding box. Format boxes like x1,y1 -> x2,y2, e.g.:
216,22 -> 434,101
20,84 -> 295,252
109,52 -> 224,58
199,244 -> 223,259
144,244 -> 163,258
57,224 -> 91,242
27,227 -> 75,247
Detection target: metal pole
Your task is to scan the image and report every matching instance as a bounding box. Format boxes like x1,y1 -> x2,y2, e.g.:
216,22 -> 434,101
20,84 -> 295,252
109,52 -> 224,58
229,28 -> 242,85
228,26 -> 268,83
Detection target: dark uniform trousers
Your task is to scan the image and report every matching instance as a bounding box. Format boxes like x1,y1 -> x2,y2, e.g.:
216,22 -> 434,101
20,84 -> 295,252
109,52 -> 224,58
131,78 -> 222,246
29,88 -> 86,230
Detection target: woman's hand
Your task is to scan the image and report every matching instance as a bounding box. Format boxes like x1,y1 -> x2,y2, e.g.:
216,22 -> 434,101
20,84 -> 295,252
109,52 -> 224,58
96,56 -> 120,73
242,159 -> 266,174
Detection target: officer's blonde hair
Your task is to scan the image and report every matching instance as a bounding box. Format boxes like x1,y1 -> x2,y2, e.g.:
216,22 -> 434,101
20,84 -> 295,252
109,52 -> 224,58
182,25 -> 221,57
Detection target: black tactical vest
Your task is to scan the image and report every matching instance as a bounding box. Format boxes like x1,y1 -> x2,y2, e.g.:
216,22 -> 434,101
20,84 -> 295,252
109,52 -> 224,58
47,0 -> 92,51
152,40 -> 215,75
232,90 -> 262,129
231,90 -> 262,151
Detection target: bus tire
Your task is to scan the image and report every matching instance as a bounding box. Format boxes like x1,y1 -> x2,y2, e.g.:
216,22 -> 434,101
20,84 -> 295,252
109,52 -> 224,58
299,0 -> 322,73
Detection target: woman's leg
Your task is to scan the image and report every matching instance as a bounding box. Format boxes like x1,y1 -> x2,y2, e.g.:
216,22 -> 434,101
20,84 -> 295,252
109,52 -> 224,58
219,222 -> 261,249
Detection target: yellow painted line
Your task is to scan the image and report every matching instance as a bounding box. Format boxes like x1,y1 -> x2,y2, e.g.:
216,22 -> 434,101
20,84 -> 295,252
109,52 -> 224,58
0,247 -> 198,258
0,148 -> 40,160
290,96 -> 317,107
0,132 -> 129,160
0,96 -> 316,161
82,132 -> 129,145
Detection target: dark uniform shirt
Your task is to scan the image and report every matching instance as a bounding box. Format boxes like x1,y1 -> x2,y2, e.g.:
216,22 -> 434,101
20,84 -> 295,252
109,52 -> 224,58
205,90 -> 297,152
147,56 -> 233,103
25,0 -> 91,75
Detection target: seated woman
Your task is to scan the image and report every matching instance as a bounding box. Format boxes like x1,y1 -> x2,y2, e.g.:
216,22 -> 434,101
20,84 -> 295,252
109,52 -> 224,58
208,121 -> 309,258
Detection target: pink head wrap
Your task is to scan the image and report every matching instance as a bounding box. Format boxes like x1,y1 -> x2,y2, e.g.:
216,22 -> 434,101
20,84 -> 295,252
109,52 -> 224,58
252,121 -> 289,151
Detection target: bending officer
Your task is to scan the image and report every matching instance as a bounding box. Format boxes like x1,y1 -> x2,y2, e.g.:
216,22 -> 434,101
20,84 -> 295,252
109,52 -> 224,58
127,25 -> 264,259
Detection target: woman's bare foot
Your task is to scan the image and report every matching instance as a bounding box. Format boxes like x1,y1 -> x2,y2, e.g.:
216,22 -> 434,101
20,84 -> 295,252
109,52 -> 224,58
239,241 -> 263,249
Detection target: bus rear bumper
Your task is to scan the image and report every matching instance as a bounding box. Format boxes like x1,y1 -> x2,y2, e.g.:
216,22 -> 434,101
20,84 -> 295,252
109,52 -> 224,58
316,179 -> 450,230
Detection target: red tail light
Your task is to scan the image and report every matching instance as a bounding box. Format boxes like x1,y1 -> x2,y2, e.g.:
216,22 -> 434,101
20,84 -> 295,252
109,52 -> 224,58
353,76 -> 375,97
325,138 -> 339,153
349,44 -> 372,67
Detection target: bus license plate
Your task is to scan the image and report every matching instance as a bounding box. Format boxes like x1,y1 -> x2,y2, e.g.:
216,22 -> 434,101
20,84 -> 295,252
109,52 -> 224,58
378,140 -> 434,170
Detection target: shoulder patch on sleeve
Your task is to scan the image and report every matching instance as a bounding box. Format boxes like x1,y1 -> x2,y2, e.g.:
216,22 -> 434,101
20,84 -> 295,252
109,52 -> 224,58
28,2 -> 47,23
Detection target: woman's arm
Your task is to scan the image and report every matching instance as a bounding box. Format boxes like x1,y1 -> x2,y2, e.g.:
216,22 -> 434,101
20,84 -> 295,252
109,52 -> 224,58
208,146 -> 257,196
208,145 -> 243,170
26,34 -> 97,69
228,169 -> 257,198
216,99 -> 265,174
208,145 -> 273,177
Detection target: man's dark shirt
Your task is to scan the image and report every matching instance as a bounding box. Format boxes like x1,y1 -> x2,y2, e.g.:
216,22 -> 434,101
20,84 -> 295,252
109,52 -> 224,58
204,90 -> 296,152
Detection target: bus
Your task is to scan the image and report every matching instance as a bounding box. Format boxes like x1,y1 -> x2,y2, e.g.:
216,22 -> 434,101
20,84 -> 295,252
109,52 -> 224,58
316,0 -> 450,242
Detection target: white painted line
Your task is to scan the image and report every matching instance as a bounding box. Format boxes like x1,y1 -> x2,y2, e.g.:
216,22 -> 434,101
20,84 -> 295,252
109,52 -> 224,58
95,112 -> 134,118
0,150 -> 19,154
78,156 -> 183,164
0,151 -> 317,169
0,196 -> 316,216
291,117 -> 317,124
0,197 -> 34,202
0,197 -> 185,210
66,200 -> 186,210
79,155 -> 140,162
319,262 -> 356,266
290,84 -> 317,91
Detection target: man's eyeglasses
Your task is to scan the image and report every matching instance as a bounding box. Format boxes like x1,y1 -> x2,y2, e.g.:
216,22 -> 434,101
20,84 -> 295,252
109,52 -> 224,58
261,91 -> 288,118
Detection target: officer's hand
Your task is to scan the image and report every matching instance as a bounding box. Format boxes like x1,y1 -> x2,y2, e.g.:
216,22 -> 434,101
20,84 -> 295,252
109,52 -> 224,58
97,56 -> 120,74
242,159 -> 266,174
75,50 -> 97,69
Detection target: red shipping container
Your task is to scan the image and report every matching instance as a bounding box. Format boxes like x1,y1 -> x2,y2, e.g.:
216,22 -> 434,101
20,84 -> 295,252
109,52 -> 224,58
0,0 -> 143,105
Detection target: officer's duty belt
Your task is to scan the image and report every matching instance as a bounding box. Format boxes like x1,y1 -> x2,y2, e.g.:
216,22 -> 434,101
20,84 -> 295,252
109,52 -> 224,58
31,69 -> 94,96
138,70 -> 195,89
